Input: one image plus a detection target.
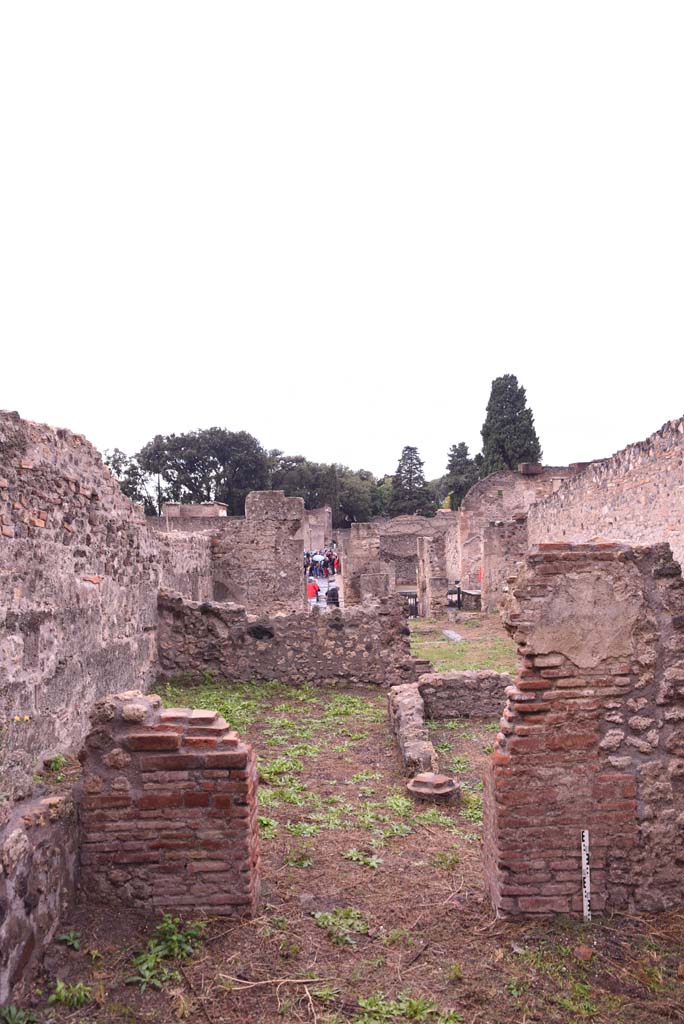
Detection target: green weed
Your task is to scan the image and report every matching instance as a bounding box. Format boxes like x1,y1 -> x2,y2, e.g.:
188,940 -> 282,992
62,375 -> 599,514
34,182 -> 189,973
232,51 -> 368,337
313,907 -> 370,946
285,821 -> 320,837
343,848 -> 383,869
48,980 -> 92,1008
56,929 -> 81,950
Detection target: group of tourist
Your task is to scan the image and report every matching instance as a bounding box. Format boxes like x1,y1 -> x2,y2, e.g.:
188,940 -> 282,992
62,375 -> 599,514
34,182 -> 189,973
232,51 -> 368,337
304,549 -> 340,578
304,549 -> 340,611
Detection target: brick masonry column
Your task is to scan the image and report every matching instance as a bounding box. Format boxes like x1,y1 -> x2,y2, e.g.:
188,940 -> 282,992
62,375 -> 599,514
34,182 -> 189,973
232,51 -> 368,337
78,691 -> 260,916
483,542 -> 684,917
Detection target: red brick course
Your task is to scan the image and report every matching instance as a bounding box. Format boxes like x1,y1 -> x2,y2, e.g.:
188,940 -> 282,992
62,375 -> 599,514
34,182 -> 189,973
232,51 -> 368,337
78,691 -> 260,917
483,543 -> 684,918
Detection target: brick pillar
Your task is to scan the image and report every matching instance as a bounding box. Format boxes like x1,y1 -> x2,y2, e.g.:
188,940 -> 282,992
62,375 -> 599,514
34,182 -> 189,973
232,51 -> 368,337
483,543 -> 684,917
78,691 -> 260,916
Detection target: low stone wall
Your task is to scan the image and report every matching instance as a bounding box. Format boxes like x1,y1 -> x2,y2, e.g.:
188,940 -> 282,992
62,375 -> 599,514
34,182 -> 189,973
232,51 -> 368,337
78,691 -> 260,917
483,542 -> 684,918
388,670 -> 510,775
481,517 -> 528,612
0,793 -> 77,1004
158,593 -> 424,687
418,671 -> 511,720
387,684 -> 437,774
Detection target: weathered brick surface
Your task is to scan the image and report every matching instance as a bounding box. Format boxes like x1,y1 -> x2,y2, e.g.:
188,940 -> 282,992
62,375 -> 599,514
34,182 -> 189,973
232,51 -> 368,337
78,691 -> 260,916
528,418 -> 684,570
483,543 -> 684,917
0,793 -> 77,1005
158,592 -> 424,687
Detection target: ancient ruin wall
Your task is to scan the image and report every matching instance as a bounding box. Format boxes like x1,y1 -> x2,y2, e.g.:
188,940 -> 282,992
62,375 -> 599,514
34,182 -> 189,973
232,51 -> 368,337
157,532 -> 214,602
0,792 -> 77,1005
78,691 -> 260,916
481,517 -> 528,612
211,491 -> 306,613
344,522 -> 383,605
528,419 -> 684,570
158,593 -> 424,687
459,466 -> 572,590
0,411 -> 160,803
483,543 -> 684,917
304,506 -> 333,551
379,512 -> 459,589
389,670 -> 511,776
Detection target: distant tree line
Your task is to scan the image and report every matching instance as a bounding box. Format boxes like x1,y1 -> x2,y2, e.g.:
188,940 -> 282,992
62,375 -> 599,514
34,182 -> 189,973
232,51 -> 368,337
106,374 -> 542,524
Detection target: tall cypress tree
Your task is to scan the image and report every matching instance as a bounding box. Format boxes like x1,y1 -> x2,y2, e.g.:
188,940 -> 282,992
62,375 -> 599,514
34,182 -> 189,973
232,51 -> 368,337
389,446 -> 435,516
480,375 -> 542,475
445,442 -> 478,508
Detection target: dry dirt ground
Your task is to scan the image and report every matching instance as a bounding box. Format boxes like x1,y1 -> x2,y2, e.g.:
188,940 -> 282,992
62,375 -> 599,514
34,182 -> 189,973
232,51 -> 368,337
18,613 -> 684,1024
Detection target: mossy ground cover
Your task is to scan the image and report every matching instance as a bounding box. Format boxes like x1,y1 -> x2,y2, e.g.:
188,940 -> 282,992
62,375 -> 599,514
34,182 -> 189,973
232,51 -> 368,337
23,641 -> 684,1023
410,612 -> 517,675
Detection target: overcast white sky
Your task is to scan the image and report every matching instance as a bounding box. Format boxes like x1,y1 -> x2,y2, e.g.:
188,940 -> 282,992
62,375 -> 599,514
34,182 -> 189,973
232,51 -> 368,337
1,2 -> 683,481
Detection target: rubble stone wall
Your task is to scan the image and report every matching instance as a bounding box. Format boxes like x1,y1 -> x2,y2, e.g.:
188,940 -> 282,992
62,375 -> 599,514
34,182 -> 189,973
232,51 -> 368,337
418,670 -> 512,720
481,517 -> 528,612
157,532 -> 214,602
304,506 -> 333,551
0,792 -> 77,1005
388,670 -> 511,776
529,419 -> 684,570
211,491 -> 306,613
459,466 -> 573,590
0,411 -> 160,803
344,523 -> 382,605
387,684 -> 437,775
158,592 -> 423,687
483,542 -> 684,917
78,691 -> 260,917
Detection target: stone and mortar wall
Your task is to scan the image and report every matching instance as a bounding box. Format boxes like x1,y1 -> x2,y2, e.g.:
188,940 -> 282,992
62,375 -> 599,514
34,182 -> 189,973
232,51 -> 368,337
304,506 -> 333,551
211,491 -> 306,613
388,670 -> 511,775
157,532 -> 214,602
481,516 -> 528,612
0,411 -> 160,804
388,684 -> 437,775
529,418 -> 684,570
0,793 -> 77,1005
459,466 -> 573,590
417,535 -> 449,617
78,691 -> 260,916
344,523 -> 383,606
483,542 -> 684,918
418,671 -> 512,720
158,592 -> 424,687
379,512 -> 459,589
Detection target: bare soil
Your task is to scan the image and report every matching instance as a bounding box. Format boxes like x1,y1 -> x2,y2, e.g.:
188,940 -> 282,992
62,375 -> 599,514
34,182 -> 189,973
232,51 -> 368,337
20,613 -> 684,1024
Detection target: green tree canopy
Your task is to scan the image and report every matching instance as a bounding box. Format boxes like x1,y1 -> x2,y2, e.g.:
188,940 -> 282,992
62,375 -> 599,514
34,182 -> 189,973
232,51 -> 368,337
104,448 -> 160,515
137,428 -> 269,515
445,442 -> 479,509
480,374 -> 542,475
389,446 -> 436,517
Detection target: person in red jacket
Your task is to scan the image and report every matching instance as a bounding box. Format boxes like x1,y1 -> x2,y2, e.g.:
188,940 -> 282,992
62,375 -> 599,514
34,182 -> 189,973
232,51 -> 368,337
307,576 -> 319,610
